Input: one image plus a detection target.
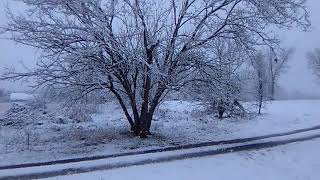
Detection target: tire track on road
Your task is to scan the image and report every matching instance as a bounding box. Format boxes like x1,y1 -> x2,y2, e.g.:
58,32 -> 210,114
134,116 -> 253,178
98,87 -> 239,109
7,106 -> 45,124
1,124 -> 320,171
1,133 -> 320,180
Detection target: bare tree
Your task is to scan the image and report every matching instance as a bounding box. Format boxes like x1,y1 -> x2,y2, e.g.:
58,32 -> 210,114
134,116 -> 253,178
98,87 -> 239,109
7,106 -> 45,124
251,52 -> 268,114
186,39 -> 245,118
266,48 -> 294,100
1,0 -> 310,138
248,48 -> 293,113
307,48 -> 320,80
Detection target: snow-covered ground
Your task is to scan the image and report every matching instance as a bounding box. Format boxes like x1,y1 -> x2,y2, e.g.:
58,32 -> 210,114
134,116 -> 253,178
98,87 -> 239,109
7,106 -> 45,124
236,100 -> 320,136
9,93 -> 34,102
0,100 -> 319,167
48,138 -> 320,180
0,103 -> 11,115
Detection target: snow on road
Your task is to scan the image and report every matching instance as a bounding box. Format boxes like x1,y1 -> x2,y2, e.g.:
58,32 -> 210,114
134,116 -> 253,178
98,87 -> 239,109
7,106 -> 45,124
48,138 -> 320,180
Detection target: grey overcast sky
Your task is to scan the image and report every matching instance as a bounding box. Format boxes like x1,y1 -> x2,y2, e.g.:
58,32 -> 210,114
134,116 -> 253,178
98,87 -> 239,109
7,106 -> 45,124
0,0 -> 320,95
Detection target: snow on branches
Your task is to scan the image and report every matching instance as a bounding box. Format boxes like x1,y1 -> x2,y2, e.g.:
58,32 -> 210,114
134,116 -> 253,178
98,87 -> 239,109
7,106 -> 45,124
1,0 -> 310,137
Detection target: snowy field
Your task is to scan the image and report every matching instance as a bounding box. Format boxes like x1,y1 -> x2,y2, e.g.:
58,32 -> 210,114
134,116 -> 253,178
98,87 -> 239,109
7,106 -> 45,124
48,138 -> 320,180
0,100 -> 320,167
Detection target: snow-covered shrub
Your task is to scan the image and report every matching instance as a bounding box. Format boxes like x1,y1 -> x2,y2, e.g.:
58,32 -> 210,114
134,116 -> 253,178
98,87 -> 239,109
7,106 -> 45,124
62,103 -> 99,123
1,104 -> 33,128
26,99 -> 47,110
0,103 -> 67,129
38,87 -> 105,123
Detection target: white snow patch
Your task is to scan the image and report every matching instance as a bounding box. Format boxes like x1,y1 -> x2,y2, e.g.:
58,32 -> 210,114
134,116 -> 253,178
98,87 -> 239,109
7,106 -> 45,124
9,93 -> 34,102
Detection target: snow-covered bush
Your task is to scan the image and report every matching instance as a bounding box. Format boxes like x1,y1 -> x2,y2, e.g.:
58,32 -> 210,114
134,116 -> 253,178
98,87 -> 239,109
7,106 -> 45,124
26,98 -> 48,110
0,103 -> 38,128
0,102 -> 68,129
183,40 -> 247,119
36,86 -> 106,123
62,103 -> 97,123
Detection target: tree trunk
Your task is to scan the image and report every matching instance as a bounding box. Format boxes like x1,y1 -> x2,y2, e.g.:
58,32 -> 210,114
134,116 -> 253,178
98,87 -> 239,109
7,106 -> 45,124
271,78 -> 275,101
146,117 -> 152,135
258,101 -> 262,114
139,75 -> 151,138
138,39 -> 157,138
132,121 -> 141,136
218,108 -> 225,119
258,83 -> 263,114
108,75 -> 137,130
217,100 -> 225,119
130,100 -> 141,136
139,112 -> 152,138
